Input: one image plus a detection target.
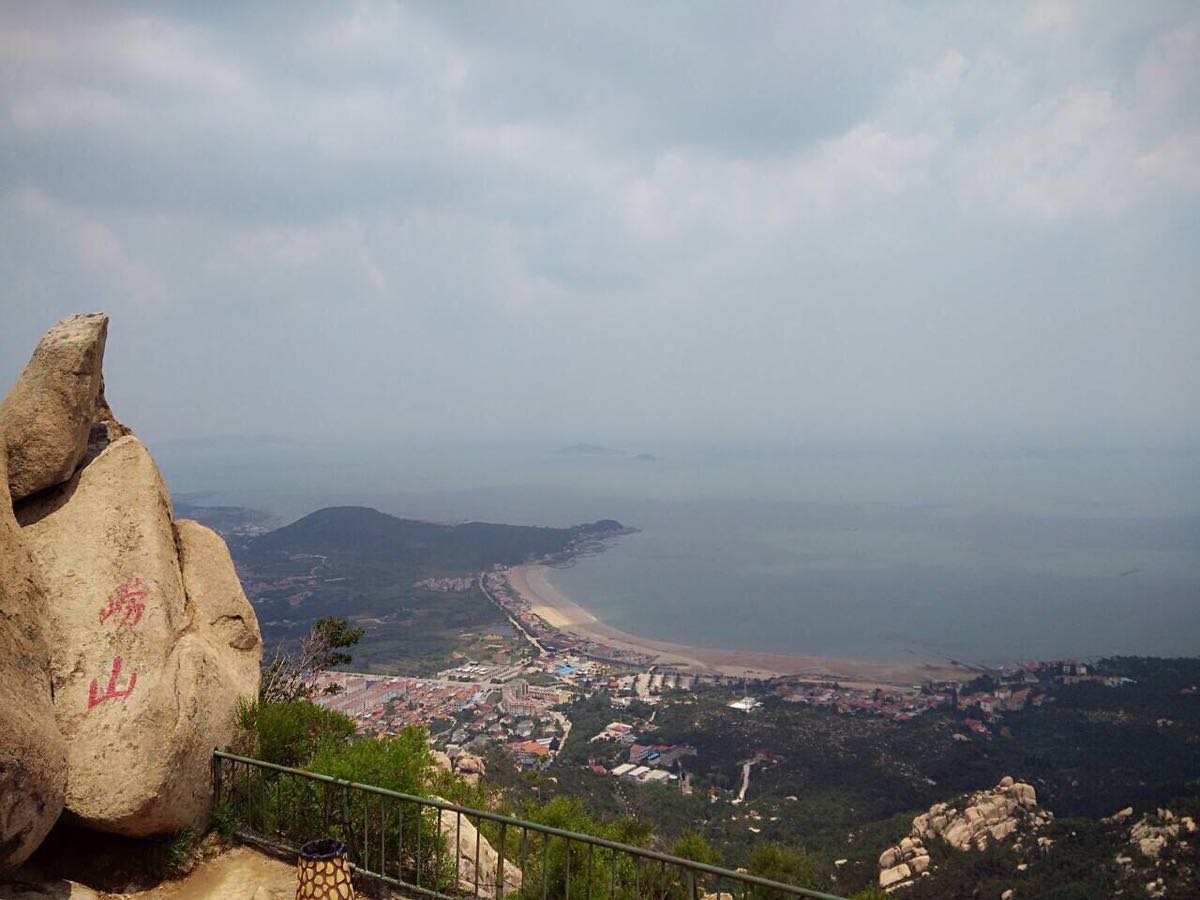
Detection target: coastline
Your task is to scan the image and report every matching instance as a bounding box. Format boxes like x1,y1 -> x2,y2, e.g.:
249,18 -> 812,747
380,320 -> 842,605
505,563 -> 969,688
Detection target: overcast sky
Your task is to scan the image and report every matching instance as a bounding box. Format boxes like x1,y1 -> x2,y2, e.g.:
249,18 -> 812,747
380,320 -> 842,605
1,1 -> 1197,450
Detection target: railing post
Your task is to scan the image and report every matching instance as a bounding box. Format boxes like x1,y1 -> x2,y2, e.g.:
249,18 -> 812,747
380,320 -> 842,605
209,751 -> 851,900
211,752 -> 223,813
496,819 -> 508,899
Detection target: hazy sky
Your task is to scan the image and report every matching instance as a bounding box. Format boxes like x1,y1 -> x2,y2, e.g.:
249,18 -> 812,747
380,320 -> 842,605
1,1 -> 1197,450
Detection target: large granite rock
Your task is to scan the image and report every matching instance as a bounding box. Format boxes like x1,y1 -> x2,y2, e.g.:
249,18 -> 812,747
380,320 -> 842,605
879,776 -> 1052,890
17,435 -> 261,836
0,434 -> 67,871
438,804 -> 522,898
1,314 -> 108,501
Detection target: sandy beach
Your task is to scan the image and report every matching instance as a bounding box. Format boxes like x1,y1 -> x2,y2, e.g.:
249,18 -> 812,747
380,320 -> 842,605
505,563 -> 969,688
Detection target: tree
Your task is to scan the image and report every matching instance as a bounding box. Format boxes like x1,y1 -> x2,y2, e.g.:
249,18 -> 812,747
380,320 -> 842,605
745,842 -> 823,897
259,616 -> 365,703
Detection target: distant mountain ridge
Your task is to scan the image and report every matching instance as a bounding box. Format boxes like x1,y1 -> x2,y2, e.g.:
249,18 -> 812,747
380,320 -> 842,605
244,505 -> 630,571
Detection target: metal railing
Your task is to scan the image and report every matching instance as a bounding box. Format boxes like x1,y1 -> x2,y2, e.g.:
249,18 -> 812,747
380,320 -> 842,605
213,751 -> 846,899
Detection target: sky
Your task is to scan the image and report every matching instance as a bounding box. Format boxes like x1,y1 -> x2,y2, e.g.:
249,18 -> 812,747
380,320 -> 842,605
0,1 -> 1197,451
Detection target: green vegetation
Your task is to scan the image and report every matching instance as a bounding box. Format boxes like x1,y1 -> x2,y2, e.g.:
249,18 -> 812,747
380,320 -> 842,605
260,616 -> 365,703
490,659 -> 1200,896
222,698 -> 453,892
308,726 -> 430,795
238,699 -> 357,767
154,826 -> 201,878
234,506 -> 626,674
745,842 -> 824,894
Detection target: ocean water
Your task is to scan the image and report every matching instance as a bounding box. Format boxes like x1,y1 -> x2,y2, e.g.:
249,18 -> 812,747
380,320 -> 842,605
159,443 -> 1200,666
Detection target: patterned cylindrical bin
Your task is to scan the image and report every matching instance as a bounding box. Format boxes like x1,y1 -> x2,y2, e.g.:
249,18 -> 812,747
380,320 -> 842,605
296,838 -> 355,899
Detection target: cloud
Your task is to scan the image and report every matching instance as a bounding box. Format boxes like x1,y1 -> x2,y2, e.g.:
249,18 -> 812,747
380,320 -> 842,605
0,1 -> 1197,448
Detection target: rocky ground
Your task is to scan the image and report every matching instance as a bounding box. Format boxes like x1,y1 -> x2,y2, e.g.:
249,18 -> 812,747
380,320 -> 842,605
0,846 -> 296,900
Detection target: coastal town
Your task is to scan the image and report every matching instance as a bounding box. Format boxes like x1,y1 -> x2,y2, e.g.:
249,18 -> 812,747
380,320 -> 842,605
294,564 -> 1137,787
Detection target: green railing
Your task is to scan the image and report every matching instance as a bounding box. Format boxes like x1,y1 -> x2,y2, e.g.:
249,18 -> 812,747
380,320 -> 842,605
213,751 -> 847,899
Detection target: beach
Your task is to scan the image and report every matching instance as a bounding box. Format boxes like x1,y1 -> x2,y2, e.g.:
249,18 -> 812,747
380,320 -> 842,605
505,563 -> 969,688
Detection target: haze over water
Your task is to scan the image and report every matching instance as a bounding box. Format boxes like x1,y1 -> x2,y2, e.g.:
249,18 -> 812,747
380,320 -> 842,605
162,442 -> 1200,667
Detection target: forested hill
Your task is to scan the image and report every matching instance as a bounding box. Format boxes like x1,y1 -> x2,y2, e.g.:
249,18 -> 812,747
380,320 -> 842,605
242,505 -> 629,571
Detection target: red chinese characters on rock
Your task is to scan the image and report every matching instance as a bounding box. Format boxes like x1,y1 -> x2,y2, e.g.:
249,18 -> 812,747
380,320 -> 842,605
88,577 -> 149,711
98,576 -> 148,630
87,655 -> 138,710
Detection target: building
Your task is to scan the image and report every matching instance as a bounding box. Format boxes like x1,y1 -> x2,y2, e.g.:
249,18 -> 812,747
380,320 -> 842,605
501,679 -> 542,718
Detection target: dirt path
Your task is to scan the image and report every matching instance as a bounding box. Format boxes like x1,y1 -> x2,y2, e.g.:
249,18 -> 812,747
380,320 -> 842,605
2,847 -> 299,900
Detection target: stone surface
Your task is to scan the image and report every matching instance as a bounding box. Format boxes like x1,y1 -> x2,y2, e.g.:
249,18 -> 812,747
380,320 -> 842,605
430,750 -> 453,778
175,519 -> 262,659
439,804 -> 522,898
1,314 -> 109,501
17,436 -> 260,836
882,776 -> 1051,888
0,435 -> 67,871
879,862 -> 912,889
455,751 -> 486,787
1129,809 -> 1195,862
910,777 -> 1046,853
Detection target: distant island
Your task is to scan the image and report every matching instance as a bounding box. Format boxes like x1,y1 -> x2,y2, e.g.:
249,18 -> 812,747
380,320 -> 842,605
555,443 -> 621,456
555,444 -> 661,461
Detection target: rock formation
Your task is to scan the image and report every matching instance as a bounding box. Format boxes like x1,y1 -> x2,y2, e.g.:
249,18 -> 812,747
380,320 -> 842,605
0,314 -> 263,865
1128,808 -> 1196,862
430,748 -> 488,788
1,314 -> 109,502
878,776 -> 1052,891
0,430 -> 67,870
437,805 -> 522,898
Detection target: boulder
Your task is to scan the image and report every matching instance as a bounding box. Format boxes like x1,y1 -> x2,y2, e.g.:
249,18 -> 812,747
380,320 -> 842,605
879,863 -> 911,889
1012,783 -> 1036,808
17,436 -> 260,836
1,314 -> 108,501
0,434 -> 67,870
175,520 -> 262,660
430,750 -> 453,776
455,751 -> 486,788
456,752 -> 486,777
438,805 -> 522,898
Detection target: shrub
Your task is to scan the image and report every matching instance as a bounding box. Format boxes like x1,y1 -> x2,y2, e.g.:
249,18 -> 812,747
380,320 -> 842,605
239,699 -> 357,767
306,728 -> 449,890
155,826 -> 200,877
307,725 -> 432,795
745,841 -> 823,896
672,829 -> 722,867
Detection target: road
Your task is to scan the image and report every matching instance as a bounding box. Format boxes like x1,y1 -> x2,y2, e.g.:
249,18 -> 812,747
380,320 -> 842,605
478,571 -> 547,656
732,759 -> 754,805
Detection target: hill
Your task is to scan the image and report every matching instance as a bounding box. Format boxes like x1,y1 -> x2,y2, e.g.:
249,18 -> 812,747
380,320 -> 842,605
244,505 -> 627,570
233,507 -> 631,675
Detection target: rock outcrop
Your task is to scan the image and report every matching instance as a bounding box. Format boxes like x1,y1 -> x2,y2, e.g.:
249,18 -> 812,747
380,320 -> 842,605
0,432 -> 67,870
17,436 -> 262,836
1,314 -> 109,501
879,776 -> 1051,891
454,752 -> 487,788
1128,808 -> 1196,862
438,805 -> 522,898
911,776 -> 1048,853
430,748 -> 487,788
0,314 -> 263,860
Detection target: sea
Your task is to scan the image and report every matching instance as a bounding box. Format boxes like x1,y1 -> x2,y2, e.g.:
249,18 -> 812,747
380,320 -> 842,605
158,441 -> 1200,668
